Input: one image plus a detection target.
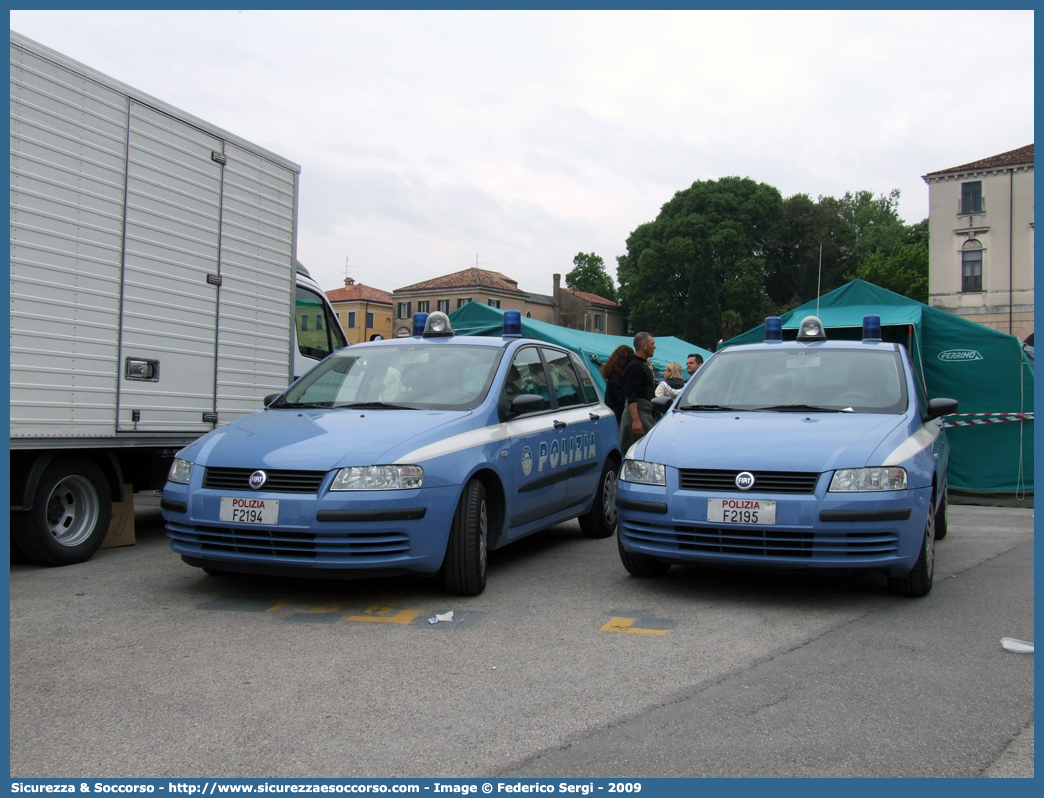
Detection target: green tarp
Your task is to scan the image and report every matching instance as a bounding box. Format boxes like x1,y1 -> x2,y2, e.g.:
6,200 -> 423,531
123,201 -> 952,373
722,280 -> 1034,495
447,301 -> 711,394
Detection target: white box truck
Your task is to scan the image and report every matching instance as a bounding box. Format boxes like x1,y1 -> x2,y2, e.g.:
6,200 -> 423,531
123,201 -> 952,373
9,31 -> 346,565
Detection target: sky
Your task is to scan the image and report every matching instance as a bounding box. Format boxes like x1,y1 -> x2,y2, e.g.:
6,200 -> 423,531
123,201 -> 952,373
10,10 -> 1034,299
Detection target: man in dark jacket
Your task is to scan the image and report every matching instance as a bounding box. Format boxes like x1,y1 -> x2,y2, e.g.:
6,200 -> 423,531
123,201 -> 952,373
620,332 -> 656,451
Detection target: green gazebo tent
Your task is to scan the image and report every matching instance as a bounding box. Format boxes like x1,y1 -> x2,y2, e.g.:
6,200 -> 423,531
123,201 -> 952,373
722,280 -> 1033,496
447,301 -> 711,394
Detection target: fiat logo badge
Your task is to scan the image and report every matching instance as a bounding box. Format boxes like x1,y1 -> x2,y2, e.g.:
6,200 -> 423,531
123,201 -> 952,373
248,470 -> 267,490
735,471 -> 755,491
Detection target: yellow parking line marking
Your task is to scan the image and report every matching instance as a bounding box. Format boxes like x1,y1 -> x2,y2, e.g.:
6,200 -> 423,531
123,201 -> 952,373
304,603 -> 343,613
600,617 -> 669,636
362,603 -> 398,615
266,600 -> 293,612
347,610 -> 421,624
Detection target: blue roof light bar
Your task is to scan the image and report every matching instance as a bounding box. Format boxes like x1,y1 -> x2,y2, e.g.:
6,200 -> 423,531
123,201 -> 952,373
862,314 -> 882,342
503,309 -> 523,339
764,316 -> 783,342
412,312 -> 429,337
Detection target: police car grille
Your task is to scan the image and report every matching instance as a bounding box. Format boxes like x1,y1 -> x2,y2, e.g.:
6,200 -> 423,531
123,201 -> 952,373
186,525 -> 410,559
203,468 -> 327,493
675,525 -> 814,557
678,469 -> 820,494
671,526 -> 899,558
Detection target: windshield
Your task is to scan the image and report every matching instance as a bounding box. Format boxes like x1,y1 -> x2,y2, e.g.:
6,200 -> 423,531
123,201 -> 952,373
278,344 -> 503,411
679,348 -> 908,414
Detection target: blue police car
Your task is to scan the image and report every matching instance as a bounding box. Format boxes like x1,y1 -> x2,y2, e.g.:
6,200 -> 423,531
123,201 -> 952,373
616,315 -> 957,597
161,311 -> 622,595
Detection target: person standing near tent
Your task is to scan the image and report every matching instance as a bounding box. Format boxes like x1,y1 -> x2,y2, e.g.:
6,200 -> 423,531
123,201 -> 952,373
655,361 -> 686,399
600,344 -> 633,426
620,332 -> 657,451
686,353 -> 703,377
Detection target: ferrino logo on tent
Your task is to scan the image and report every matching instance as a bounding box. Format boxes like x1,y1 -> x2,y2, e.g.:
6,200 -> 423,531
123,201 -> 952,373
937,349 -> 984,362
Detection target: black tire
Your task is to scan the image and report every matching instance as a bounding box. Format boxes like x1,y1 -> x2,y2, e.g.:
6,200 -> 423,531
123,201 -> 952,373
11,457 -> 112,566
934,482 -> 948,541
888,504 -> 935,597
441,479 -> 488,596
618,529 -> 671,577
578,459 -> 619,539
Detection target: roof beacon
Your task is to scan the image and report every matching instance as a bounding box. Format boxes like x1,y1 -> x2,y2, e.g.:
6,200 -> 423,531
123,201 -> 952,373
796,315 -> 827,343
764,316 -> 783,342
862,314 -> 882,342
503,309 -> 523,339
423,311 -> 454,338
412,312 -> 429,337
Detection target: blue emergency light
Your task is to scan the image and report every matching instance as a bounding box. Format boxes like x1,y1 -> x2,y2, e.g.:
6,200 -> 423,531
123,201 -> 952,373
503,309 -> 523,339
862,314 -> 882,342
412,313 -> 429,337
764,316 -> 783,342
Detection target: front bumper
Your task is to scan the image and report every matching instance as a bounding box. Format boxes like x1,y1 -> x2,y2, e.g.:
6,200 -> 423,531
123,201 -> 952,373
617,473 -> 932,576
162,480 -> 459,577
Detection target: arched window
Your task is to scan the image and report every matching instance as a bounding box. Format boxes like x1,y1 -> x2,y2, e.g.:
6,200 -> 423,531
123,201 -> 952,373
962,239 -> 983,293
525,311 -> 532,318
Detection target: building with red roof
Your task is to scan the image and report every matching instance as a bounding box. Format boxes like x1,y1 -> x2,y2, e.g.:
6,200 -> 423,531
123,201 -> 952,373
325,280 -> 394,343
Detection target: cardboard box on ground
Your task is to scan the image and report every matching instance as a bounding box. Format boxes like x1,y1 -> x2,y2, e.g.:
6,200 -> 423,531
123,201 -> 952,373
101,484 -> 135,549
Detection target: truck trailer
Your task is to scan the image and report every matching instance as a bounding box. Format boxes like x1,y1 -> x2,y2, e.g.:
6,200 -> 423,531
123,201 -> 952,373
10,31 -> 346,566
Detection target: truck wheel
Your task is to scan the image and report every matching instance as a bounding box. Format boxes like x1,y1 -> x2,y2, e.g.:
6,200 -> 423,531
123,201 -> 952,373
441,479 -> 488,596
618,531 -> 671,577
11,457 -> 112,566
934,483 -> 948,541
888,505 -> 935,598
579,460 -> 618,539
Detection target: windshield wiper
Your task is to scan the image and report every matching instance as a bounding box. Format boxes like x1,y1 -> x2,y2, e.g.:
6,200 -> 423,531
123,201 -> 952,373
334,401 -> 415,410
678,404 -> 740,412
752,404 -> 846,413
277,401 -> 333,409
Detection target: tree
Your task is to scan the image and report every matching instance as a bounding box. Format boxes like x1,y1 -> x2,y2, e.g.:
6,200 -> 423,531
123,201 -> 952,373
617,179 -> 919,343
764,193 -> 858,309
617,177 -> 783,342
839,189 -> 908,260
565,252 -> 617,302
721,309 -> 743,341
856,221 -> 929,303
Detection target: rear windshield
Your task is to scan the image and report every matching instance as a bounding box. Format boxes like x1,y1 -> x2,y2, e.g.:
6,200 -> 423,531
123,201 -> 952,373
679,348 -> 908,414
278,344 -> 503,411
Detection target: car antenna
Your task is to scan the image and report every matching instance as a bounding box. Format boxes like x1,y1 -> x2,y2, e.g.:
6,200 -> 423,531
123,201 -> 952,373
816,242 -> 823,318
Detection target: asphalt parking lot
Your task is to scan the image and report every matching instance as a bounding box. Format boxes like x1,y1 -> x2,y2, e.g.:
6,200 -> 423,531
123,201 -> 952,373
9,497 -> 1034,778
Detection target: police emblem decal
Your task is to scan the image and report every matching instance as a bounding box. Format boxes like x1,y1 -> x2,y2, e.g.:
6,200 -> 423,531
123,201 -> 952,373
735,471 -> 755,491
521,446 -> 533,476
249,470 -> 267,490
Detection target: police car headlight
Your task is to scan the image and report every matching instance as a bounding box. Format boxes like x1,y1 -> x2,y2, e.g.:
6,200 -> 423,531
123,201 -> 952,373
829,467 -> 907,492
167,458 -> 193,485
621,460 -> 666,486
331,465 -> 424,491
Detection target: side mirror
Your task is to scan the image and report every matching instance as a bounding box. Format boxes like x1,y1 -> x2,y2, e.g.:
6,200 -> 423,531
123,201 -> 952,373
926,397 -> 958,420
509,393 -> 545,417
651,396 -> 674,416
264,393 -> 281,407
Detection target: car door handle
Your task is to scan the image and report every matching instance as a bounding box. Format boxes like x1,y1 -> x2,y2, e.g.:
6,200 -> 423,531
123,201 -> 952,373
589,412 -> 600,421
553,420 -> 567,429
